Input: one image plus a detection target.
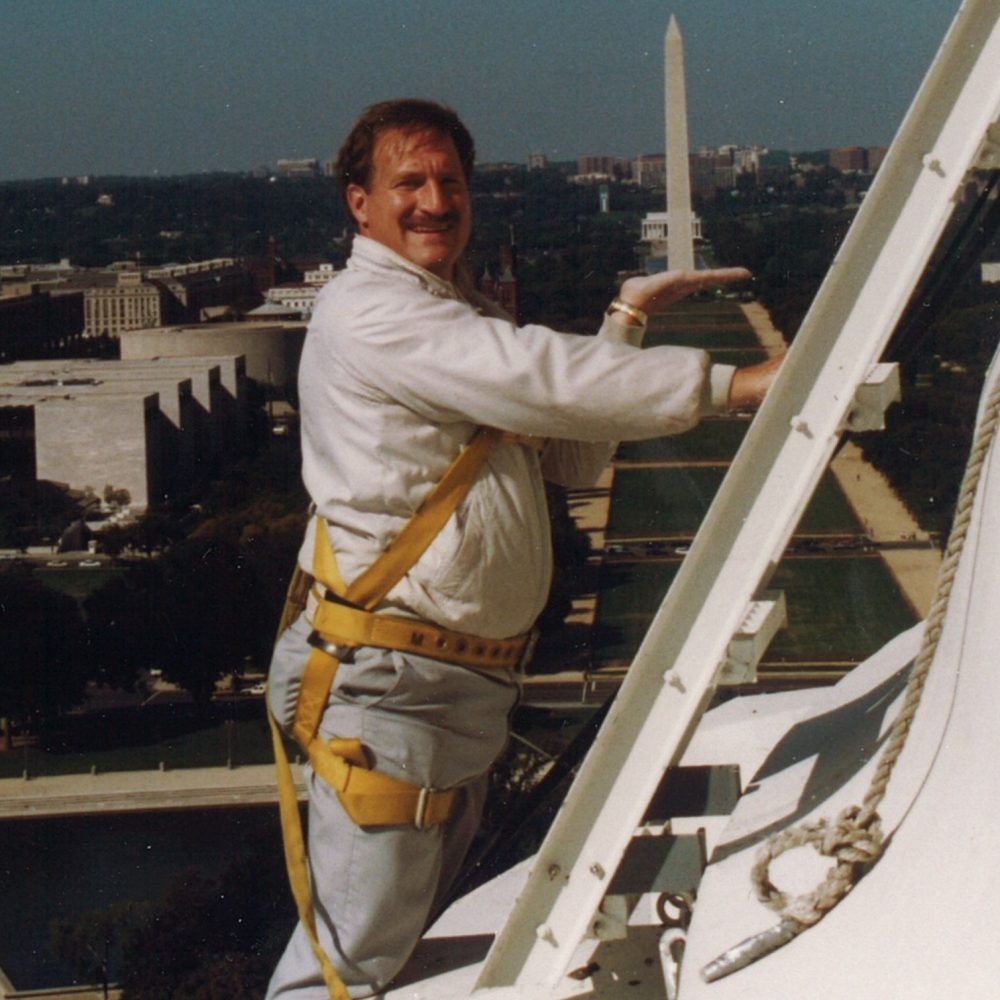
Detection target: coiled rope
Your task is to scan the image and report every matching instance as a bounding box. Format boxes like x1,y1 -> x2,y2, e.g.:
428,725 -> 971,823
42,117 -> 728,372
703,370 -> 1000,980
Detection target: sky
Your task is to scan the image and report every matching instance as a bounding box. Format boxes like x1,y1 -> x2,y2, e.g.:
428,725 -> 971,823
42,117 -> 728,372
2,0 -> 959,182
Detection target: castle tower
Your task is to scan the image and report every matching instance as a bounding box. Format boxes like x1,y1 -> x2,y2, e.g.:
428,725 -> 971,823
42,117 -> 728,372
665,15 -> 695,270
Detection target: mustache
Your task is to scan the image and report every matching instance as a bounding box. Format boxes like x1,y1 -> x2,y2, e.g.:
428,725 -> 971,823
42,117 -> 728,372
406,211 -> 462,227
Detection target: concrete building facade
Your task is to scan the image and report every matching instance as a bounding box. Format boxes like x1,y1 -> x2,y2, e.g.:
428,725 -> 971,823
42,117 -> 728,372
32,392 -> 163,507
119,321 -> 304,393
0,356 -> 248,509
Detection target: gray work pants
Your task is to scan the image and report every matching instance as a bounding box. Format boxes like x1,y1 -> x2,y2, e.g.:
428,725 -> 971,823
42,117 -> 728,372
266,614 -> 518,999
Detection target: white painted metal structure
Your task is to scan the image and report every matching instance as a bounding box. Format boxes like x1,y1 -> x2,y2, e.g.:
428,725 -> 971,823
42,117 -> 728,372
468,1 -> 1000,994
680,350 -> 1000,993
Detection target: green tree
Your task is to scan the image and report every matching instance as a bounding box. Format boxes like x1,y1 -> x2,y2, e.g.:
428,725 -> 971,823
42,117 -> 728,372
0,566 -> 92,735
82,564 -> 161,690
0,477 -> 82,549
118,842 -> 291,999
50,902 -> 142,999
151,504 -> 303,701
103,484 -> 132,509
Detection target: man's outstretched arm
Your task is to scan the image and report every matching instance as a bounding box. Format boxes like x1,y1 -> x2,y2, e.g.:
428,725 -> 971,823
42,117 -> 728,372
615,267 -> 784,412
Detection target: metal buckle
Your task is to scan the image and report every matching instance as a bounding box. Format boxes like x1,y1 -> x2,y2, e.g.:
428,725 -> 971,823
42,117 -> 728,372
307,630 -> 340,658
414,786 -> 432,830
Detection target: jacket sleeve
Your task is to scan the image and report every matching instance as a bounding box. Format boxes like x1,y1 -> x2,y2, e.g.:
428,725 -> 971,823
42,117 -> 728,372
322,276 -> 730,445
538,312 -> 736,486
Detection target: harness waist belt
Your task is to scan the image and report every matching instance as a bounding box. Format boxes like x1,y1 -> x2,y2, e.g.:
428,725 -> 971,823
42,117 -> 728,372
309,588 -> 533,671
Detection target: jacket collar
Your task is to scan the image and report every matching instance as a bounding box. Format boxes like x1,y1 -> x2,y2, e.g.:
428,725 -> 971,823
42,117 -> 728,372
348,235 -> 460,300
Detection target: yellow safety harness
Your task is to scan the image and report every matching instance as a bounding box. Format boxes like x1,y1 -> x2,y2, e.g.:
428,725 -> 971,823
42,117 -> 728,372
267,426 -> 543,999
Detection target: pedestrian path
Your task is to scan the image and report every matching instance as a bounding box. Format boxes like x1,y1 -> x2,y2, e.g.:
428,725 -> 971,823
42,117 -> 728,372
0,761 -> 300,818
742,300 -> 941,617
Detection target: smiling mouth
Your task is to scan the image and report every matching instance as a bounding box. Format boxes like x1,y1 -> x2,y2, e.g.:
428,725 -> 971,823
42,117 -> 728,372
407,215 -> 459,235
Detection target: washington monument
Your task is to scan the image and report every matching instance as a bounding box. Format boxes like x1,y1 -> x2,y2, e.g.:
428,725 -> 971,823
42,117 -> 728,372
666,14 -> 695,270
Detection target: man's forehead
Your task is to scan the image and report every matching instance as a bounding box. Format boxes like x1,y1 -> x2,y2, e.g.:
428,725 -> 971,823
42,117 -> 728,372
373,127 -> 459,167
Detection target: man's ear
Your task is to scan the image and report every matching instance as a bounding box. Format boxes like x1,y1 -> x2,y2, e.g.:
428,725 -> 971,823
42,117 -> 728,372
346,184 -> 369,232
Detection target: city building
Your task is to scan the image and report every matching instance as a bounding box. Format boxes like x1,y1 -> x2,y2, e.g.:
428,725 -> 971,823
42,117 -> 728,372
0,287 -> 85,362
119,320 -> 304,392
83,270 -> 170,337
275,158 -> 320,178
633,154 -> 666,189
690,149 -> 735,197
0,357 -> 248,508
478,246 -> 519,323
575,156 -> 630,181
246,263 -> 336,321
145,259 -> 255,322
1,258 -> 256,342
830,145 -> 868,173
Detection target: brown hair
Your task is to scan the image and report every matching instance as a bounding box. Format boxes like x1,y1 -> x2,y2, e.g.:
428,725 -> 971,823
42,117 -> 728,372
335,98 -> 475,205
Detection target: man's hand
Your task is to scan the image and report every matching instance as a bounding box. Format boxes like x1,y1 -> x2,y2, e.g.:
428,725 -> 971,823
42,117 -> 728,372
618,267 -> 751,318
728,352 -> 784,411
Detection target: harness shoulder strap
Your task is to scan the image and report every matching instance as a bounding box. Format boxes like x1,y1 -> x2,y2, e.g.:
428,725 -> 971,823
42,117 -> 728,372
335,425 -> 502,609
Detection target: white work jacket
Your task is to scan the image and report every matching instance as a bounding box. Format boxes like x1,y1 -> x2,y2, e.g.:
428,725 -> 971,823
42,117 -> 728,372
298,236 -> 733,640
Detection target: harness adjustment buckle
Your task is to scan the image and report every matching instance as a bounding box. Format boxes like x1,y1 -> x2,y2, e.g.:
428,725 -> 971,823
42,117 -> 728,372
518,629 -> 540,671
415,786 -> 433,830
307,630 -> 340,658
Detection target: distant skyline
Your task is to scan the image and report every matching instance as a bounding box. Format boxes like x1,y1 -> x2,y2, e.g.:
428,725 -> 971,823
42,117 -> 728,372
3,0 -> 958,182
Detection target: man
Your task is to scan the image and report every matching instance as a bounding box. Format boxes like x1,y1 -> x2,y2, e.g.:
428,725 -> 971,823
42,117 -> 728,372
267,98 -> 781,999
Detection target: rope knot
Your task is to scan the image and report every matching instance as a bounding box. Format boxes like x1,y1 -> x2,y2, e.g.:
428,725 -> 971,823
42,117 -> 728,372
751,808 -> 886,926
819,806 -> 884,863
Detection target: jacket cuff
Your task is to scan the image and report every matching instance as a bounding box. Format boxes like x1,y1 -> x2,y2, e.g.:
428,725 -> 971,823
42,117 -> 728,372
704,363 -> 736,414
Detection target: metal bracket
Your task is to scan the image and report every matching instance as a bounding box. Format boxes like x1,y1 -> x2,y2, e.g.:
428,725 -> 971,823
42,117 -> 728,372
974,121 -> 1000,170
588,895 -> 629,941
843,362 -> 901,432
607,829 -> 707,898
719,591 -> 787,685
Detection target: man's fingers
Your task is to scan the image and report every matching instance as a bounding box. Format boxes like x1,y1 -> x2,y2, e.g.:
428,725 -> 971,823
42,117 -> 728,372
659,267 -> 752,296
619,266 -> 753,314
690,266 -> 751,286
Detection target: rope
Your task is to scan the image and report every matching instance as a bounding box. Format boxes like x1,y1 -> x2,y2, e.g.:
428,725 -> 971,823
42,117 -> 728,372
750,372 -> 1000,936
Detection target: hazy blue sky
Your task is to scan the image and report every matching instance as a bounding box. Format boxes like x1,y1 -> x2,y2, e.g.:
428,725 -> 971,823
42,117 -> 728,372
2,0 -> 958,181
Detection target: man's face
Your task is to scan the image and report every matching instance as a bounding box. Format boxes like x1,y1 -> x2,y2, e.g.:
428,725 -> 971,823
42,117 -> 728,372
346,127 -> 472,281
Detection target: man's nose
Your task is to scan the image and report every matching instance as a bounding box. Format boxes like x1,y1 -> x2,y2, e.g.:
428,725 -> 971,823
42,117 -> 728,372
418,180 -> 448,214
